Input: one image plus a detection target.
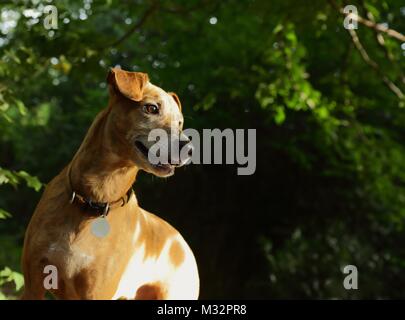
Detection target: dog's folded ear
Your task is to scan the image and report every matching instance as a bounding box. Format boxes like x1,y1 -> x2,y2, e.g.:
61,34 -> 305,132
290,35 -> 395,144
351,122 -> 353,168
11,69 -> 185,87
107,68 -> 149,101
168,92 -> 182,110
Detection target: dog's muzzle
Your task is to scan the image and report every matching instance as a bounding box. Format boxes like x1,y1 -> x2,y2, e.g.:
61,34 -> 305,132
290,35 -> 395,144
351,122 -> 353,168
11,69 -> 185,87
135,133 -> 193,168
170,136 -> 194,166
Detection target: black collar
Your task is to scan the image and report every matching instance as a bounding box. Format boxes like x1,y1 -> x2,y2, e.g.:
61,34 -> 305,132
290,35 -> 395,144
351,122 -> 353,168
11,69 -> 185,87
67,165 -> 134,216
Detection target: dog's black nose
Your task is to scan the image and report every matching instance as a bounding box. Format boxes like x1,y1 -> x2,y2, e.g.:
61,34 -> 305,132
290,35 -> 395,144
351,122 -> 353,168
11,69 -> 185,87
168,137 -> 193,166
179,139 -> 193,157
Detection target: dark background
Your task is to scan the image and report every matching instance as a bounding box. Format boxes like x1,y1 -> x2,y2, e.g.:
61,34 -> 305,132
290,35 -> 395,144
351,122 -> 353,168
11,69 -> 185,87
1,0 -> 405,299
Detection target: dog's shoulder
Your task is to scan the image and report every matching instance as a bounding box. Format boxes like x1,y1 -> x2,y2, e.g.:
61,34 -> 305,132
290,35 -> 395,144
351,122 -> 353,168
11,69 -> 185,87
139,208 -> 178,233
135,208 -> 179,246
135,208 -> 194,264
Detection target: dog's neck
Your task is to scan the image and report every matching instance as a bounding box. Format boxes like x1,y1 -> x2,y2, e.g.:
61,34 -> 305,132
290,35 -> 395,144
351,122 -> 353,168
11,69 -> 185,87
69,108 -> 138,203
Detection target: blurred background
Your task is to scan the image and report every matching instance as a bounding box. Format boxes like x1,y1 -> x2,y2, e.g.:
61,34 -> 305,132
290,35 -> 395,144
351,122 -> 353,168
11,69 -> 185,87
0,0 -> 405,299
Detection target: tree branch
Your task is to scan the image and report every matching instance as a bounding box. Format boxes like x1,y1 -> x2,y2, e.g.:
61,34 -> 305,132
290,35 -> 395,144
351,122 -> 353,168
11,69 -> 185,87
161,0 -> 212,14
328,0 -> 405,42
359,1 -> 405,86
348,28 -> 404,99
108,2 -> 159,49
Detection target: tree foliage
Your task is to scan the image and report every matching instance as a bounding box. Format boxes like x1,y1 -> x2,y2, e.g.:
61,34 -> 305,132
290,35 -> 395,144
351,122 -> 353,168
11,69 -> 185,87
0,0 -> 404,299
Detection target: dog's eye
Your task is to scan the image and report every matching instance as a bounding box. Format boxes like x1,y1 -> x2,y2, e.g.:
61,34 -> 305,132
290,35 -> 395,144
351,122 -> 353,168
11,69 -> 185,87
143,104 -> 160,115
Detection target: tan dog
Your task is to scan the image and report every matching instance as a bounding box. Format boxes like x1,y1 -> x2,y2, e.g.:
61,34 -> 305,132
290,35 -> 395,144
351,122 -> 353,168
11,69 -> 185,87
21,68 -> 199,300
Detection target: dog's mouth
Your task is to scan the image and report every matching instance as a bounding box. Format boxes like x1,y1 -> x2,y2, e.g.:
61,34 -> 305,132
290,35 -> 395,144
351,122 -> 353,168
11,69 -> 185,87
134,140 -> 174,175
134,140 -> 149,158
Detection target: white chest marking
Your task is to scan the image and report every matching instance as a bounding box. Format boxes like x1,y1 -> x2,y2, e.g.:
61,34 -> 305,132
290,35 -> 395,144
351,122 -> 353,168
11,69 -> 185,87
112,234 -> 199,300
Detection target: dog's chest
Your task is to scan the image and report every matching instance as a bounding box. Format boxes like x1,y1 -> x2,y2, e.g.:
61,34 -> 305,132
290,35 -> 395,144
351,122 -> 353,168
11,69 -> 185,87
111,234 -> 174,299
44,207 -> 195,299
44,219 -> 135,297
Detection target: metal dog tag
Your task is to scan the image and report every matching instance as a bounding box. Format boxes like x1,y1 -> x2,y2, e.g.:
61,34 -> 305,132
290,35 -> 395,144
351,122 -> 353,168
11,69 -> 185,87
91,217 -> 110,238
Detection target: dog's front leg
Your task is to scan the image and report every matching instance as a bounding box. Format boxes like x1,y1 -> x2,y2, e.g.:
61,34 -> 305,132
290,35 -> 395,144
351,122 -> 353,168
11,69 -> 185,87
20,273 -> 47,300
20,255 -> 48,300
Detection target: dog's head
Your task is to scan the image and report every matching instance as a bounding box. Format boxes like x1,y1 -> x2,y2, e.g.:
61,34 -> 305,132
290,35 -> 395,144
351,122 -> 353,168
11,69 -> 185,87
106,67 -> 193,177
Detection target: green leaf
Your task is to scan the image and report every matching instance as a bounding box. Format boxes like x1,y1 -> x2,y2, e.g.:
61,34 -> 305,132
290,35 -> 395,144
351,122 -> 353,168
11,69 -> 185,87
0,208 -> 12,220
0,267 -> 24,292
0,168 -> 19,187
364,3 -> 380,20
15,100 -> 27,116
194,93 -> 217,111
274,106 -> 286,124
0,168 -> 42,191
0,102 -> 9,112
273,24 -> 283,34
0,267 -> 12,278
16,171 -> 42,192
12,272 -> 24,291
